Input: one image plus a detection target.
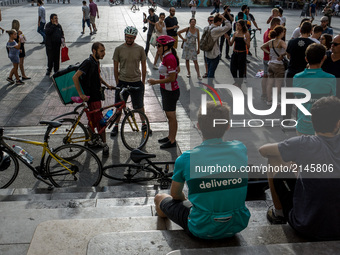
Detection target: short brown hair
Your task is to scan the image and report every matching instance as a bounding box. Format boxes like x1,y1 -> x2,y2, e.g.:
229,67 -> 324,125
305,43 -> 326,65
198,101 -> 230,139
311,96 -> 340,133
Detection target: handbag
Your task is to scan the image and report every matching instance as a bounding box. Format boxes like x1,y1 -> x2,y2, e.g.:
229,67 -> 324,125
61,46 -> 70,63
150,32 -> 157,47
272,41 -> 288,70
181,28 -> 189,49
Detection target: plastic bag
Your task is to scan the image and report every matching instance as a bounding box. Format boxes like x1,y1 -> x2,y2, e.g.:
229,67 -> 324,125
61,46 -> 70,63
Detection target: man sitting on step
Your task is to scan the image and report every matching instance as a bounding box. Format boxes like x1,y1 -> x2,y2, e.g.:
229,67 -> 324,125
154,101 -> 250,240
259,96 -> 340,240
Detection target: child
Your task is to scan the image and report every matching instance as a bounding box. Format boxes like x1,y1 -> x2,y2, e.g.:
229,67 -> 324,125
12,20 -> 30,80
6,29 -> 24,85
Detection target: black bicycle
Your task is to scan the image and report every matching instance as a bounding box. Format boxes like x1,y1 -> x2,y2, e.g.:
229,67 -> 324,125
250,28 -> 261,57
103,149 -> 174,189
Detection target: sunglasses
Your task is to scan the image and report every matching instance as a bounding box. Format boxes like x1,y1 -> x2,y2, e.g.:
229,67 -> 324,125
330,42 -> 340,46
208,19 -> 213,22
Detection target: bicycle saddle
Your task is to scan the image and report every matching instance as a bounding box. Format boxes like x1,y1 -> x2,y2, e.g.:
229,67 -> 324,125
39,121 -> 62,128
130,149 -> 156,163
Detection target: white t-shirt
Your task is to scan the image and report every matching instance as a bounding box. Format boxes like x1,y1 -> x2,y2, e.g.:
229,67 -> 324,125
309,37 -> 320,44
291,27 -> 300,39
280,16 -> 286,25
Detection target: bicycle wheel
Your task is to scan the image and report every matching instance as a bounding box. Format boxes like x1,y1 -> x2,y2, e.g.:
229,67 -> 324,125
45,118 -> 89,151
103,164 -> 157,183
121,110 -> 150,151
0,149 -> 19,189
46,144 -> 103,188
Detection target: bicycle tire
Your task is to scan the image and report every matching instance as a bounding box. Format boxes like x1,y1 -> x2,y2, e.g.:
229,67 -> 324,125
121,110 -> 150,151
46,144 -> 103,188
103,164 -> 157,183
45,118 -> 89,152
0,149 -> 19,189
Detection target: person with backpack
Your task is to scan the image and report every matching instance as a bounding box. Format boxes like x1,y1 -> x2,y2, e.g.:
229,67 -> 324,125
201,14 -> 231,79
73,42 -> 114,157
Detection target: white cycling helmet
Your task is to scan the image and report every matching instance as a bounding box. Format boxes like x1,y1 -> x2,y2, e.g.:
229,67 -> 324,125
124,26 -> 138,36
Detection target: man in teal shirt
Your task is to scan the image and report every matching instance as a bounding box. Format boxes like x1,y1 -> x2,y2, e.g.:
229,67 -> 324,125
293,43 -> 336,135
154,101 -> 250,239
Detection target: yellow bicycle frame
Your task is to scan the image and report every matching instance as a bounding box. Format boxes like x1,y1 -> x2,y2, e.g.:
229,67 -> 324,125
2,135 -> 75,174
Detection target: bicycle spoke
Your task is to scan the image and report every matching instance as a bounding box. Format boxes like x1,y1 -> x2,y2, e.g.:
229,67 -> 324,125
46,144 -> 102,188
0,150 -> 19,189
121,110 -> 150,151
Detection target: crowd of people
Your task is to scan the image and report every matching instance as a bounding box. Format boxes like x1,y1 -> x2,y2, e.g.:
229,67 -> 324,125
1,1 -> 340,242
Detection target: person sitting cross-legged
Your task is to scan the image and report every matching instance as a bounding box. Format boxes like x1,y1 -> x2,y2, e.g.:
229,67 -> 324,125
259,96 -> 340,241
154,101 -> 250,239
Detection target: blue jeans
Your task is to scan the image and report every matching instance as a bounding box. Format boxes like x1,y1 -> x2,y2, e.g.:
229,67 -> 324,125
37,21 -> 46,42
210,7 -> 219,15
206,56 -> 220,78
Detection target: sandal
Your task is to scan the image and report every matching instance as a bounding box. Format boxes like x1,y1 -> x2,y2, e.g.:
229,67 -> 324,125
197,76 -> 202,80
15,80 -> 25,85
186,74 -> 191,78
6,77 -> 14,84
202,73 -> 208,78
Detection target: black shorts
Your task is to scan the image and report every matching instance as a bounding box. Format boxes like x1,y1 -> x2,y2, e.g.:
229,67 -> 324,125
160,197 -> 192,234
115,80 -> 144,109
273,172 -> 296,219
160,87 -> 180,112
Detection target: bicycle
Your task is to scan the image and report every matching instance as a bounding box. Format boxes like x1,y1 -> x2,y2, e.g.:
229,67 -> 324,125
0,123 -> 103,189
249,28 -> 261,57
103,149 -> 174,189
45,86 -> 150,152
148,0 -> 157,11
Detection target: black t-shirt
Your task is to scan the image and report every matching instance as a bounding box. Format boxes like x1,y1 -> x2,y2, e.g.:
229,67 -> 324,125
286,37 -> 314,73
278,135 -> 340,240
146,14 -> 159,35
222,12 -> 234,35
78,55 -> 101,102
165,16 -> 178,36
322,51 -> 340,98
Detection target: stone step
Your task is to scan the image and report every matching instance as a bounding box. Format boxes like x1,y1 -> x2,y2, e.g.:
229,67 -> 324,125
1,201 -> 269,254
166,241 -> 340,255
27,218 -> 306,255
0,206 -> 154,245
0,185 -> 160,202
85,225 -> 308,255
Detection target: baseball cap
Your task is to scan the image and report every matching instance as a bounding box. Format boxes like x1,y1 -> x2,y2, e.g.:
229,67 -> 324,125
320,16 -> 329,22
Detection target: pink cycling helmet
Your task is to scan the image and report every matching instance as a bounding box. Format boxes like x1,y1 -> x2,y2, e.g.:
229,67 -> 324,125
156,35 -> 175,47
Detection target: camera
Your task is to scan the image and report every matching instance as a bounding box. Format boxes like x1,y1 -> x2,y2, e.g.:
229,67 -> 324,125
143,26 -> 148,32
